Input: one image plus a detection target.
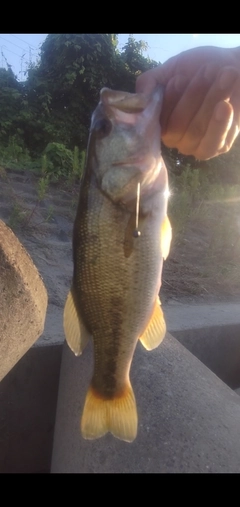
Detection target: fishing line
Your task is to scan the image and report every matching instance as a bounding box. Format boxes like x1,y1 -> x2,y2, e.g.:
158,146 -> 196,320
133,182 -> 141,238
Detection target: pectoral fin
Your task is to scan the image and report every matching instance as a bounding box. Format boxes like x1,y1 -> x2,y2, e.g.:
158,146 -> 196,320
139,298 -> 166,351
161,215 -> 172,260
63,289 -> 90,356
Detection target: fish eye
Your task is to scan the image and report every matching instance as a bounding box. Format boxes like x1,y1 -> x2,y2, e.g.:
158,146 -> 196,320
93,118 -> 112,138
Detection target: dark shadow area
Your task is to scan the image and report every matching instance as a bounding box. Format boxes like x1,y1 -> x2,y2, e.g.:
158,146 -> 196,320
174,324 -> 240,389
0,345 -> 62,473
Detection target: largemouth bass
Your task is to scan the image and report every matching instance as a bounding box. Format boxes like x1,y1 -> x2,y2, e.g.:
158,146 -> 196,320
63,86 -> 172,442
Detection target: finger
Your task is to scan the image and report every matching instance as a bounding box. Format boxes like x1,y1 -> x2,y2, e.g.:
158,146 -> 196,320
136,66 -> 162,95
181,66 -> 240,154
217,122 -> 239,155
135,58 -> 177,95
224,75 -> 240,146
163,65 -> 239,156
162,63 -> 220,148
188,101 -> 233,159
160,74 -> 188,136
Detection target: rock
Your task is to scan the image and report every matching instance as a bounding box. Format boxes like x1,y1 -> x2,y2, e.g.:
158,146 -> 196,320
0,220 -> 48,381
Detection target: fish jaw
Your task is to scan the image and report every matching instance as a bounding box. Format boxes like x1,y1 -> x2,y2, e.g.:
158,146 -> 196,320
88,86 -> 164,207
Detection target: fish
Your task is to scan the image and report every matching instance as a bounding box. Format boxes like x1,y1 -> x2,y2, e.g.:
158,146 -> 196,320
63,85 -> 172,442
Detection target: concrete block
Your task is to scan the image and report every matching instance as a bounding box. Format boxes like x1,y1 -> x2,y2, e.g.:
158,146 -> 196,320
51,332 -> 240,473
0,220 -> 48,381
173,324 -> 240,389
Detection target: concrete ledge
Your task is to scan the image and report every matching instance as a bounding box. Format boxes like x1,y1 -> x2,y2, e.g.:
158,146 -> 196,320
173,324 -> 240,389
164,301 -> 240,332
51,332 -> 240,473
1,299 -> 240,473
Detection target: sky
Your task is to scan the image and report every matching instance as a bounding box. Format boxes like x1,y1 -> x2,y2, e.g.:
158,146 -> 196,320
1,33 -> 240,81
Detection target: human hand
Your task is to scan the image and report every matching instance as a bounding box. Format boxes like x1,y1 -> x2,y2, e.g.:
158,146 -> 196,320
136,46 -> 240,159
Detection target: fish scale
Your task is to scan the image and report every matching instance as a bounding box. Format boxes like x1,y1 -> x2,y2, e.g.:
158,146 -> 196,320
63,85 -> 172,442
75,180 -> 162,392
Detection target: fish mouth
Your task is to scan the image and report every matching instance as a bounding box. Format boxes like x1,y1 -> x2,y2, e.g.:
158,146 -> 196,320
112,155 -> 152,168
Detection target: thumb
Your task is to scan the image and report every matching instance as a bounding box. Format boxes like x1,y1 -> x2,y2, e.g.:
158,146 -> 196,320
135,64 -> 165,94
136,59 -> 176,94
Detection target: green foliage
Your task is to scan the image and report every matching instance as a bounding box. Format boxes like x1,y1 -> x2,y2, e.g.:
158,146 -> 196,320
8,202 -> 26,230
0,135 -> 32,169
43,142 -> 73,181
0,166 -> 7,179
5,136 -> 24,162
78,149 -> 86,176
0,68 -> 22,146
1,31 -> 240,196
113,35 -> 158,92
37,176 -> 49,200
72,146 -> 79,176
72,146 -> 85,179
32,34 -> 122,151
0,34 -> 160,157
41,154 -> 48,175
121,34 -> 157,75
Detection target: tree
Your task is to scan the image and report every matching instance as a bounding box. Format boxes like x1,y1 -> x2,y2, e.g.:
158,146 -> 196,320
0,67 -> 23,146
0,34 -> 161,157
31,34 -> 121,150
114,35 -> 159,92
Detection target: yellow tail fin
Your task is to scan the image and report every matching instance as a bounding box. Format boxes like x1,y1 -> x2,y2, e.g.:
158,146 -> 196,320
81,384 -> 138,443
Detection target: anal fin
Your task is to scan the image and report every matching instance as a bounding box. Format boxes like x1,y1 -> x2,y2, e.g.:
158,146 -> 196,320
139,298 -> 166,351
63,288 -> 91,356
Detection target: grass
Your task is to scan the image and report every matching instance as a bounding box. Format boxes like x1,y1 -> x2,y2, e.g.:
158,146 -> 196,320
8,203 -> 26,230
0,139 -> 86,231
0,138 -> 86,183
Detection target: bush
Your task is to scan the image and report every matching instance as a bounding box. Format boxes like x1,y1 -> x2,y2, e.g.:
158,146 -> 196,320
43,142 -> 73,181
0,135 -> 33,169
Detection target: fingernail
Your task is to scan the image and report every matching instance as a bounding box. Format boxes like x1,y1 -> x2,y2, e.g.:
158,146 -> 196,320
219,68 -> 239,90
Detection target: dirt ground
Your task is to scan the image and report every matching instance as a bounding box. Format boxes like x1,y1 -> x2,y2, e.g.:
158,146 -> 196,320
1,166 -> 240,321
